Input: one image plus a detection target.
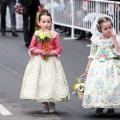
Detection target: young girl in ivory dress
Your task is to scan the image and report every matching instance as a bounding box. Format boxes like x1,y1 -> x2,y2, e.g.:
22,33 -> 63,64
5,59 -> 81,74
82,13 -> 120,116
20,9 -> 70,113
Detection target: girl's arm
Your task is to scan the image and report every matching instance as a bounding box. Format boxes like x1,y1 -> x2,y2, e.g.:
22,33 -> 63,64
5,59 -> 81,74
111,32 -> 120,54
85,58 -> 93,74
85,39 -> 97,74
113,39 -> 120,53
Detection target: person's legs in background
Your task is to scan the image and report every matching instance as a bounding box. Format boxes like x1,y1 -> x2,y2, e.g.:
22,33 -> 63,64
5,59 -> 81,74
8,1 -> 18,36
29,9 -> 36,43
23,10 -> 30,47
23,8 -> 36,47
76,30 -> 86,40
1,1 -> 7,36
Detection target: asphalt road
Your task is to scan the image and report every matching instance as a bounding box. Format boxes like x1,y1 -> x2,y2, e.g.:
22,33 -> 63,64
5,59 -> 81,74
0,32 -> 120,120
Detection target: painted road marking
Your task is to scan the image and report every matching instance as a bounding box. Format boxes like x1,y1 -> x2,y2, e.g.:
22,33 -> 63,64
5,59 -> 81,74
86,44 -> 91,47
0,104 -> 12,115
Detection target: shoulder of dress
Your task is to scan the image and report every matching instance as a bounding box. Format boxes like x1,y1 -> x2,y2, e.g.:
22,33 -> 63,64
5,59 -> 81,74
90,35 -> 100,43
116,35 -> 120,41
50,30 -> 58,38
34,30 -> 39,35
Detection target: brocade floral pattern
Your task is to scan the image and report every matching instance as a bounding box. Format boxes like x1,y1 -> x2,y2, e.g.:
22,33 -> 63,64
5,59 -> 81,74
20,55 -> 70,102
83,36 -> 120,108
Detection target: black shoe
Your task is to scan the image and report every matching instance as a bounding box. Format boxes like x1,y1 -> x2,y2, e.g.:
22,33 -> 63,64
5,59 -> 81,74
86,32 -> 92,37
95,108 -> 104,116
25,43 -> 30,48
1,31 -> 5,36
106,108 -> 115,116
76,31 -> 86,40
76,35 -> 85,40
59,26 -> 66,33
12,32 -> 19,36
65,31 -> 71,36
65,28 -> 71,36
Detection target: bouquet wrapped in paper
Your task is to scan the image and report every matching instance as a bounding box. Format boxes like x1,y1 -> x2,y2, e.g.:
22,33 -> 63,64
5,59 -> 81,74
14,4 -> 23,14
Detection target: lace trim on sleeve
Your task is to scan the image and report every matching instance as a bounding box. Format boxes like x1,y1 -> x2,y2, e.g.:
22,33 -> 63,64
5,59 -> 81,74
113,48 -> 120,56
28,47 -> 36,57
88,55 -> 95,59
53,50 -> 60,58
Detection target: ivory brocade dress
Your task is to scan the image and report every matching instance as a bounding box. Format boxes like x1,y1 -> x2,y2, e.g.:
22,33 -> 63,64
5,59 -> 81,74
82,36 -> 120,108
20,30 -> 70,102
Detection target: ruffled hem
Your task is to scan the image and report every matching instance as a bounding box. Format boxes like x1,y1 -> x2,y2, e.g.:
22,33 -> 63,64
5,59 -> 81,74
82,104 -> 120,108
20,95 -> 70,103
28,47 -> 36,57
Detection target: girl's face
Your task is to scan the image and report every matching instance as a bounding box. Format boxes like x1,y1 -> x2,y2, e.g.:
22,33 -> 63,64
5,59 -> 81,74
100,21 -> 112,38
38,15 -> 52,31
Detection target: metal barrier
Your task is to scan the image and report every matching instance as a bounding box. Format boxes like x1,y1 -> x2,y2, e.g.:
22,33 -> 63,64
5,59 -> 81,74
1,0 -> 120,36
48,0 -> 120,39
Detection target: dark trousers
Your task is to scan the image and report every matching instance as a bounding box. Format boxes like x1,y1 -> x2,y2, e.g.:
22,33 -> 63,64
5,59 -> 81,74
23,8 -> 36,45
1,1 -> 16,32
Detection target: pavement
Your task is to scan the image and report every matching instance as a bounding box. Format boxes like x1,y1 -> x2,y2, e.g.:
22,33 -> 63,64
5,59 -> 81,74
0,32 -> 120,120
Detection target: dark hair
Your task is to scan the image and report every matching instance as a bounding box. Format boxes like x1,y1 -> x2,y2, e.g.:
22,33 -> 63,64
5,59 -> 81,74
40,4 -> 44,8
97,17 -> 113,33
39,9 -> 52,21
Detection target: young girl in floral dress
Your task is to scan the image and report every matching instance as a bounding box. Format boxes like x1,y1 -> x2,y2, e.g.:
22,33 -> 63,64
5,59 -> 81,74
83,13 -> 120,116
20,9 -> 70,113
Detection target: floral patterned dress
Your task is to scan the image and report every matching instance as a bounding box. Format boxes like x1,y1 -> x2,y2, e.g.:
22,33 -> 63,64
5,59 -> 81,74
82,36 -> 120,108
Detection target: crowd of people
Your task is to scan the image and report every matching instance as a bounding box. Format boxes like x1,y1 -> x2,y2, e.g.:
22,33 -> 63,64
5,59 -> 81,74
0,0 -> 93,44
0,0 -> 120,117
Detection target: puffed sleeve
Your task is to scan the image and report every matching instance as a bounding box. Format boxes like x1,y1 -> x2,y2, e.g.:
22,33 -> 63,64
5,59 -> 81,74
28,34 -> 37,57
88,41 -> 97,59
53,33 -> 62,58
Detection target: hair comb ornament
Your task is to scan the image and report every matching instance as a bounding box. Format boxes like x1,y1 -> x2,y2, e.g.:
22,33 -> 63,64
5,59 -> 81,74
41,13 -> 48,16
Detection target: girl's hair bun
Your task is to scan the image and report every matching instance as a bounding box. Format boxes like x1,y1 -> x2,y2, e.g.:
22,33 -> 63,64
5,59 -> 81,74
39,9 -> 52,21
41,9 -> 49,14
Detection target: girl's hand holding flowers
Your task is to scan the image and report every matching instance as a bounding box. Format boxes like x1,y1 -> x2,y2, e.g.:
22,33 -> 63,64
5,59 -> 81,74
35,30 -> 54,60
40,50 -> 53,56
40,49 -> 47,55
45,50 -> 56,56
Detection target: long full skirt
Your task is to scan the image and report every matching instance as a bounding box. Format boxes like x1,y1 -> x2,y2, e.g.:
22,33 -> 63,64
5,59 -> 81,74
83,59 -> 120,108
20,56 -> 70,102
